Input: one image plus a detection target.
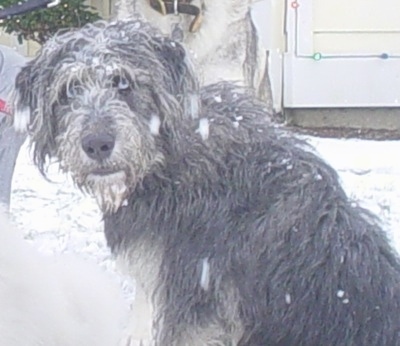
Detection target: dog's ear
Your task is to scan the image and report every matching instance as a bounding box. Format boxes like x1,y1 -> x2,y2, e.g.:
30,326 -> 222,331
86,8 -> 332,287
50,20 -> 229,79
154,38 -> 187,87
13,54 -> 59,175
13,62 -> 35,133
153,37 -> 198,96
152,37 -> 200,120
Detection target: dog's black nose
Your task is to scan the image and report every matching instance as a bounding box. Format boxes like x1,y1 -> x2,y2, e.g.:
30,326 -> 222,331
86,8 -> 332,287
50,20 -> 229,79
81,133 -> 115,161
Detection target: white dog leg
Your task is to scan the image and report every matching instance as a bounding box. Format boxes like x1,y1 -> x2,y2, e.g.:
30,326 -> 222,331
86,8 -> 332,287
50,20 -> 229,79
125,282 -> 154,346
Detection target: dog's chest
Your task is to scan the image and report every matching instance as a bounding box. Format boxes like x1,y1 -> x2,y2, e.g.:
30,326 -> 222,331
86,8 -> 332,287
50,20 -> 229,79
104,196 -> 171,291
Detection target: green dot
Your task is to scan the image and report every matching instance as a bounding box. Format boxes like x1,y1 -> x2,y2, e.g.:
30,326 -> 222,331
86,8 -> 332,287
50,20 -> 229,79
313,52 -> 322,61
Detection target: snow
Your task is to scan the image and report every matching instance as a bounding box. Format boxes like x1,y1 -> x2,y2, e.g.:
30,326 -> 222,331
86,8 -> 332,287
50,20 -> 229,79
8,134 -> 400,300
337,290 -> 345,298
200,257 -> 210,291
197,118 -> 210,140
149,114 -> 161,135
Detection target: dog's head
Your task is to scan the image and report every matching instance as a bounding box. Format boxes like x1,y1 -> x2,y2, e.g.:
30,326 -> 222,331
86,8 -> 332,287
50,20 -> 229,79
13,19 -> 200,213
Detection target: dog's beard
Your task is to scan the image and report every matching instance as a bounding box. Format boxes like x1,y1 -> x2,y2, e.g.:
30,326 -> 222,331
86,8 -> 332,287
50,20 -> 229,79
56,143 -> 132,213
57,140 -> 163,214
83,171 -> 130,214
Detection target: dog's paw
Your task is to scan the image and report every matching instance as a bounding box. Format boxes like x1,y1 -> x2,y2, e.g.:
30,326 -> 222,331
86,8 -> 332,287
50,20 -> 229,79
121,336 -> 154,346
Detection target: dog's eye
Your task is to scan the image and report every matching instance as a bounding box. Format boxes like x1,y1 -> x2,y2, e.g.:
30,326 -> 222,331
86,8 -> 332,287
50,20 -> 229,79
66,85 -> 77,98
59,83 -> 82,105
59,82 -> 83,105
112,75 -> 131,92
59,85 -> 72,104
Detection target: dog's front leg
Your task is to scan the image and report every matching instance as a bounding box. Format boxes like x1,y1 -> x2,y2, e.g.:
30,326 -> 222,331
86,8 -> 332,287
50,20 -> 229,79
124,282 -> 154,346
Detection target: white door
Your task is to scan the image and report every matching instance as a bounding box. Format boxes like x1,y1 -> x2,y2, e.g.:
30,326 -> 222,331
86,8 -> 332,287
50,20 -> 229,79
283,0 -> 400,108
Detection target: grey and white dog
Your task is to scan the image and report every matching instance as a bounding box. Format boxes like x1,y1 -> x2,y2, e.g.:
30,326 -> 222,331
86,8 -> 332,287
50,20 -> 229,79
13,19 -> 400,345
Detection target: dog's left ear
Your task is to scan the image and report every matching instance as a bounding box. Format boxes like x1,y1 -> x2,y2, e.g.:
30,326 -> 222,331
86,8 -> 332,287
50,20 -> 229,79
154,38 -> 186,84
153,37 -> 198,96
152,37 -> 200,120
13,62 -> 35,133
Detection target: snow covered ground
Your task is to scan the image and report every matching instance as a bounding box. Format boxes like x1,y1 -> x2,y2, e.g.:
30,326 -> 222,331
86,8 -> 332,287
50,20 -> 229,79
8,134 -> 400,299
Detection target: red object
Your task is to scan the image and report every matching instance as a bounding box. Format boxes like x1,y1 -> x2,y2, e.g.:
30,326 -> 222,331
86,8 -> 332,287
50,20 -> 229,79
0,98 -> 11,115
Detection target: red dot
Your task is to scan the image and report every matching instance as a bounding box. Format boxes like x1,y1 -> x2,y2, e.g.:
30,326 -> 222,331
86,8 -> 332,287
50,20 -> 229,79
291,1 -> 299,8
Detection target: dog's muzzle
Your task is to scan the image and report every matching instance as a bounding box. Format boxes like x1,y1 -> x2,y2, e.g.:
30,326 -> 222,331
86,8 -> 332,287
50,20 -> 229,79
149,0 -> 203,33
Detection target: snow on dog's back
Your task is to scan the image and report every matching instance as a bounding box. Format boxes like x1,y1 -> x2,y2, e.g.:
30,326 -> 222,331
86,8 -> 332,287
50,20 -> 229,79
0,209 -> 128,346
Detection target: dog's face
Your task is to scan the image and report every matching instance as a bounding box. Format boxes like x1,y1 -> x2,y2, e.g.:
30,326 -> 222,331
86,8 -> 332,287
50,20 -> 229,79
13,19 -> 199,213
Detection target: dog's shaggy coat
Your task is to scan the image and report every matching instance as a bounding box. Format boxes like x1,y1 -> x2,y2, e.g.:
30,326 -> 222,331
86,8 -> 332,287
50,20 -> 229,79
0,209 -> 127,346
13,19 -> 400,345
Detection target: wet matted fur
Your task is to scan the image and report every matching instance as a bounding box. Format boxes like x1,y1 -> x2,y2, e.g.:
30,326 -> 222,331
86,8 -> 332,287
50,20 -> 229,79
13,18 -> 400,345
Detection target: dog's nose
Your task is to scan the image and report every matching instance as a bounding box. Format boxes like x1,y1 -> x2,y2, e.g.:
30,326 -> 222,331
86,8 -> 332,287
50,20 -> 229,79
81,133 -> 115,161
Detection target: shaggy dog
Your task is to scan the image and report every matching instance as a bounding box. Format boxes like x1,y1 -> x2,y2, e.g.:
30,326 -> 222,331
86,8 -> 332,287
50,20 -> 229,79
113,0 -> 271,103
0,209 -> 128,346
13,19 -> 400,345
